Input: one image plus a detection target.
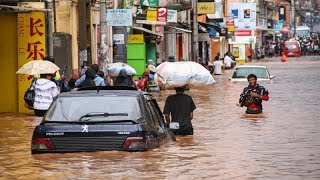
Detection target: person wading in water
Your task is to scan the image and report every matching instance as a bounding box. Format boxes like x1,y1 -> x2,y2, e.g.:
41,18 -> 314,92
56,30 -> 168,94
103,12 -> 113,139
163,87 -> 196,135
237,74 -> 269,114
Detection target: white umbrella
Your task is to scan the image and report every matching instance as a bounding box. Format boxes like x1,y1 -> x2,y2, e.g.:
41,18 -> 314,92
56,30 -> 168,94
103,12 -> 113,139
16,60 -> 60,75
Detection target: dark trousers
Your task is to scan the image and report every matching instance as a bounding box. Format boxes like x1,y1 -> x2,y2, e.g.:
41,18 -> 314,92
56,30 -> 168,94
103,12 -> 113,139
34,109 -> 47,117
171,127 -> 193,136
246,109 -> 262,114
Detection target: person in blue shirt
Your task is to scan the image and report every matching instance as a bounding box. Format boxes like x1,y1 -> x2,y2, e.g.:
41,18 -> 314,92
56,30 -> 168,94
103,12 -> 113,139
75,64 -> 106,87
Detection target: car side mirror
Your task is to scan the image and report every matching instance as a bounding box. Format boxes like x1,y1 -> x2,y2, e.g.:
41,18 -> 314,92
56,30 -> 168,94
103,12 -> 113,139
169,122 -> 179,130
270,75 -> 275,79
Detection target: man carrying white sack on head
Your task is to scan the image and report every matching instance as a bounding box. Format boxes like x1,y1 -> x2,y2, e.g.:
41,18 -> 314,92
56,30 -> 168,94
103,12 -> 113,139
163,86 -> 196,136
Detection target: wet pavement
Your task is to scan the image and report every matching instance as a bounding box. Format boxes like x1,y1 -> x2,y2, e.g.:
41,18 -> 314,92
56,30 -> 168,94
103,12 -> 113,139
1,56 -> 320,179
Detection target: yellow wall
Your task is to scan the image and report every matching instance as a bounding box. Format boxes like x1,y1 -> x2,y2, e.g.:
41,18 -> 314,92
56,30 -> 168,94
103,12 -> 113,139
0,14 -> 18,112
56,1 -> 79,78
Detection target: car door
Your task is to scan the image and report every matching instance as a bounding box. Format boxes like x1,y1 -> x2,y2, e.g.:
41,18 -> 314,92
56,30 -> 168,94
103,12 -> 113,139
144,95 -> 170,145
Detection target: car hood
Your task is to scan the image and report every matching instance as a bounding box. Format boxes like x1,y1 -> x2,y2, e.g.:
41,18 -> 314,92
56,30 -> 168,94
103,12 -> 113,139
230,78 -> 270,82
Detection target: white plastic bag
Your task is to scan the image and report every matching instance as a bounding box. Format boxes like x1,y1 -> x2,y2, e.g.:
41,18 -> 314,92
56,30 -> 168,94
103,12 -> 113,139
107,62 -> 136,77
155,61 -> 216,88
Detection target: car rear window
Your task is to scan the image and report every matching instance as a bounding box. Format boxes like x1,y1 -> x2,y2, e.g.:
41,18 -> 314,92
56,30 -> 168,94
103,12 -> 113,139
45,96 -> 142,122
286,44 -> 297,50
232,67 -> 269,79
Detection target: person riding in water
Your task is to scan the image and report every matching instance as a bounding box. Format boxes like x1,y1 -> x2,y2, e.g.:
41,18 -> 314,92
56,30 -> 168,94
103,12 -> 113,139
237,74 -> 269,114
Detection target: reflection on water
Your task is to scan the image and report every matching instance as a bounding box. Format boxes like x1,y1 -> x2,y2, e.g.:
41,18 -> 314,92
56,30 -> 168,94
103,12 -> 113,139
1,59 -> 320,179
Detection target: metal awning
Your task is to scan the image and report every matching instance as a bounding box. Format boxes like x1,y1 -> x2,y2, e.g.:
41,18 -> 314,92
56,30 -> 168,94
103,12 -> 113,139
198,22 -> 222,33
167,26 -> 192,33
0,5 -> 52,12
132,27 -> 163,37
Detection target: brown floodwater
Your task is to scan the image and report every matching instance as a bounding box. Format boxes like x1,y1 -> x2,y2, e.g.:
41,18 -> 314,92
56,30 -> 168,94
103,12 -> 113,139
1,57 -> 320,179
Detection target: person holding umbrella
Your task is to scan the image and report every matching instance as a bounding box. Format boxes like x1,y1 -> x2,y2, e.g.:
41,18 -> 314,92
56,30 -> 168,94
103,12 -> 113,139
16,60 -> 61,116
33,73 -> 60,116
29,56 -> 62,86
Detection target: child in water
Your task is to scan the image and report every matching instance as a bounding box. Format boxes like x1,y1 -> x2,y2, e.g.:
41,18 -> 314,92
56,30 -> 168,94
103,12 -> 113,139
281,52 -> 287,62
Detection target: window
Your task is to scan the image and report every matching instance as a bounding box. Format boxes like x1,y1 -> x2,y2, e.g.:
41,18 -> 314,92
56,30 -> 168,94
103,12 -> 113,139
45,96 -> 142,121
232,67 -> 269,79
146,100 -> 161,128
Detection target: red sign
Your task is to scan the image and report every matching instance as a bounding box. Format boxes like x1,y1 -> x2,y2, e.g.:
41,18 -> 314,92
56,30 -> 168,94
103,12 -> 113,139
234,30 -> 255,36
157,7 -> 167,24
226,20 -> 234,26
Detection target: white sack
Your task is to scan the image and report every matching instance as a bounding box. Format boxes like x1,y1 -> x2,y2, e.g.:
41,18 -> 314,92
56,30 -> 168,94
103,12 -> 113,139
107,62 -> 136,77
155,61 -> 216,88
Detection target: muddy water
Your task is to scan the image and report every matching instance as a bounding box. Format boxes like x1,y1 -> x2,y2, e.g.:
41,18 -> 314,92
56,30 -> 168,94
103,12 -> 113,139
1,58 -> 320,179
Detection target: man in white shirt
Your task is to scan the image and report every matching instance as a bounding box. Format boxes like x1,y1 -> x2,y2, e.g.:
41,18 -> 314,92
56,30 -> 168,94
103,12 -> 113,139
213,58 -> 223,75
223,53 -> 233,69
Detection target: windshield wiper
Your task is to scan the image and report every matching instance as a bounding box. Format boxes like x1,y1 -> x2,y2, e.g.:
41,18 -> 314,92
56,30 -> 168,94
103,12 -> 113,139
79,112 -> 128,121
42,119 -> 137,124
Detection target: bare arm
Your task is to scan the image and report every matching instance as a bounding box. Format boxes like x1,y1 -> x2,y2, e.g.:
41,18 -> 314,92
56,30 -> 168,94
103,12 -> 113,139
250,92 -> 269,101
190,112 -> 194,120
130,77 -> 138,89
164,114 -> 170,124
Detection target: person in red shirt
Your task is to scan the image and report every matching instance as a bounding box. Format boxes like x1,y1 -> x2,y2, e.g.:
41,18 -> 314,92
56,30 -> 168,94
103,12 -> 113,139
237,74 -> 269,114
281,52 -> 287,62
136,72 -> 149,91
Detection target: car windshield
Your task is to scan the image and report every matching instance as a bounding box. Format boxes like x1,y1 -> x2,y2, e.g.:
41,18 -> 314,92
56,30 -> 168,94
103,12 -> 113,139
45,96 -> 142,122
232,67 -> 269,79
286,44 -> 297,49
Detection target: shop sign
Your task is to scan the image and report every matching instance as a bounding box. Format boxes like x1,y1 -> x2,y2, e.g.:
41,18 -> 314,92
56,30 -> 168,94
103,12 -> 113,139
136,6 -> 148,24
18,12 -> 46,112
229,36 -> 256,44
228,3 -> 256,30
197,2 -> 215,14
234,30 -> 255,36
226,19 -> 235,32
106,9 -> 133,26
147,7 -> 157,22
157,7 -> 167,24
128,34 -> 144,43
140,7 -> 166,25
113,34 -> 125,44
167,10 -> 177,23
140,0 -> 159,7
233,47 -> 239,58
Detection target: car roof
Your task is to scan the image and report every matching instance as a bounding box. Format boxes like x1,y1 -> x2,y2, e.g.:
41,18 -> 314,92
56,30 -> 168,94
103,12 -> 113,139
235,65 -> 267,68
58,87 -> 148,98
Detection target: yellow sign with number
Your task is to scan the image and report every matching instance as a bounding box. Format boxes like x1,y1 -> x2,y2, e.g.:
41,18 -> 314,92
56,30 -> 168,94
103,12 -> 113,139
128,34 -> 144,43
197,2 -> 215,14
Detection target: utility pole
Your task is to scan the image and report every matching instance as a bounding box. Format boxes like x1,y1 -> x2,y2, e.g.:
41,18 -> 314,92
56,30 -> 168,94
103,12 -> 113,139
193,0 -> 199,62
46,0 -> 54,57
291,0 -> 296,36
52,0 -> 57,32
293,0 -> 296,36
100,0 -> 108,69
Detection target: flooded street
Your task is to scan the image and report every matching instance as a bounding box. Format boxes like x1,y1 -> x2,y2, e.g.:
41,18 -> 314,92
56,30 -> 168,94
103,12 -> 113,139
1,58 -> 320,179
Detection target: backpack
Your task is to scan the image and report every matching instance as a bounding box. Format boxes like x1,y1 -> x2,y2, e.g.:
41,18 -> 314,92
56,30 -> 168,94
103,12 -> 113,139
24,79 -> 36,107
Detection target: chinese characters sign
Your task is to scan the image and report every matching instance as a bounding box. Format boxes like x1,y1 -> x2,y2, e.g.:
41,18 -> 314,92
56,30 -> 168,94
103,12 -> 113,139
18,12 -> 46,65
17,12 -> 46,112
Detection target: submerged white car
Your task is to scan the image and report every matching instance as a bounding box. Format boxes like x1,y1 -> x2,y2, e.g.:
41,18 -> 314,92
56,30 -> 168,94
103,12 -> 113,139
229,65 -> 274,82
